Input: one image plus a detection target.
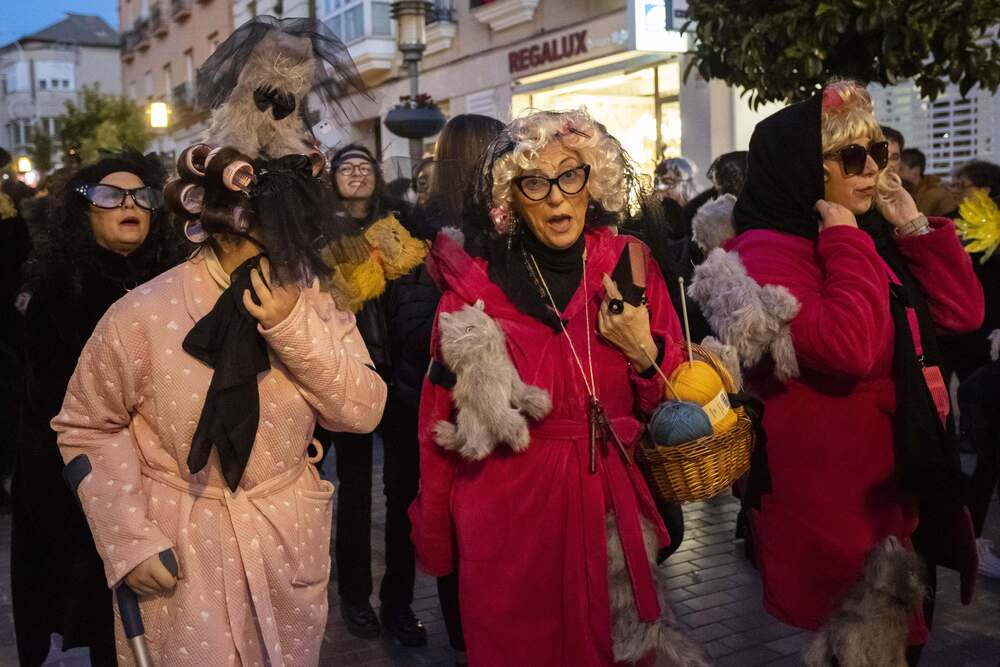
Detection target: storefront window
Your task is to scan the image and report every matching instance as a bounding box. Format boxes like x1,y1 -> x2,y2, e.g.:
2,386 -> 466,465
512,59 -> 681,177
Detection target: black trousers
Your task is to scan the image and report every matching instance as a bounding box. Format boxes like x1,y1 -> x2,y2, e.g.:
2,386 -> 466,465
325,397 -> 420,610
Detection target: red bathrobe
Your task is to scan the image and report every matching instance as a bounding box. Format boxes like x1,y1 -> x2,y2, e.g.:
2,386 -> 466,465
726,219 -> 984,637
409,228 -> 684,666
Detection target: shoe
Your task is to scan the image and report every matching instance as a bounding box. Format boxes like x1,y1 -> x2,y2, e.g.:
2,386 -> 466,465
340,599 -> 382,639
976,538 -> 1000,579
380,605 -> 428,647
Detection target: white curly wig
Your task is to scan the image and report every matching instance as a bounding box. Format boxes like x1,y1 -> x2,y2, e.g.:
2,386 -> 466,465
490,109 -> 637,217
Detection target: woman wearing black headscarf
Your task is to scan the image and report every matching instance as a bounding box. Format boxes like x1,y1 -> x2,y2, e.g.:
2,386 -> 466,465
689,81 -> 983,657
11,151 -> 182,666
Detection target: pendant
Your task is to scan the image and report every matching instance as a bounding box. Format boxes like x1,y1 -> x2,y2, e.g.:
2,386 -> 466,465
587,397 -> 632,473
588,397 -> 599,474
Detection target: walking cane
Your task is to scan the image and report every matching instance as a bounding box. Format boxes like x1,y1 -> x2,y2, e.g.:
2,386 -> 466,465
116,550 -> 179,667
63,454 -> 178,666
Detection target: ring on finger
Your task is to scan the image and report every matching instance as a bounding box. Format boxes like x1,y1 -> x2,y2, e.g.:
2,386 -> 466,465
608,298 -> 625,315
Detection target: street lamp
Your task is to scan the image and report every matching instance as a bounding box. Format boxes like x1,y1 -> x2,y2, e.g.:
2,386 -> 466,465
16,156 -> 32,173
148,101 -> 171,129
391,0 -> 432,165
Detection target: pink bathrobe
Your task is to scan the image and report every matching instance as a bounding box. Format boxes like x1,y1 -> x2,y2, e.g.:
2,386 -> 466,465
52,250 -> 387,666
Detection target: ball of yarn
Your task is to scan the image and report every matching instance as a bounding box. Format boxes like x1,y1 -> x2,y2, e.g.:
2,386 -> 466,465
666,360 -> 738,433
649,401 -> 713,446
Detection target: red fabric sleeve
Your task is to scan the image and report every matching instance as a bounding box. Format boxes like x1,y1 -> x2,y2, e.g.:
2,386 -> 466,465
736,226 -> 892,379
895,218 -> 985,334
629,244 -> 683,415
408,293 -> 462,577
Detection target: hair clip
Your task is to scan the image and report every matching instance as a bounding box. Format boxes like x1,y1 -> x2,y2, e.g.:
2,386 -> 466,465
554,119 -> 591,140
822,87 -> 845,112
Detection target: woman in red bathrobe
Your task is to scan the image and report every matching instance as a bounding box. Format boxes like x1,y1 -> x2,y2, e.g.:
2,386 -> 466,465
691,81 -> 984,659
409,110 -> 708,666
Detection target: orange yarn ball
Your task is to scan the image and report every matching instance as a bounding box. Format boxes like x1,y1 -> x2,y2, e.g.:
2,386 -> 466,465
665,361 -> 738,433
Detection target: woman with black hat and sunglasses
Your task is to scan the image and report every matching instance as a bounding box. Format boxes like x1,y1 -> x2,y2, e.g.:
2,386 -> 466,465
689,80 -> 984,661
11,151 -> 183,666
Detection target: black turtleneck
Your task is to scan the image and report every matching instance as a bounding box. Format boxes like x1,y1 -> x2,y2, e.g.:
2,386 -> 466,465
521,229 -> 585,312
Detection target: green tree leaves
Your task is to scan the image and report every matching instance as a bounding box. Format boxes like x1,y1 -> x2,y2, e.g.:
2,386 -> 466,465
58,85 -> 151,165
686,0 -> 1000,108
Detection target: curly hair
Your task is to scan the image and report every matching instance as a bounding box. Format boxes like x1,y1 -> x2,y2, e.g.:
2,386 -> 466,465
463,109 -> 647,257
820,79 -> 883,154
488,109 -> 637,215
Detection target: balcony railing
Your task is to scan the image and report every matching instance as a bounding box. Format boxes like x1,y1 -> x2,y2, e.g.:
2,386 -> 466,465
172,81 -> 194,110
122,30 -> 140,55
151,5 -> 168,36
427,0 -> 456,23
171,0 -> 192,20
134,18 -> 151,50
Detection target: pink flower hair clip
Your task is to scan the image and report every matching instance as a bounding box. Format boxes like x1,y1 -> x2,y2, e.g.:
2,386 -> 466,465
490,204 -> 514,234
554,118 -> 591,140
822,86 -> 844,112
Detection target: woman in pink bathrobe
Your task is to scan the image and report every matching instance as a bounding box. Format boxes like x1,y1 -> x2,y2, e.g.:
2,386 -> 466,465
52,183 -> 387,663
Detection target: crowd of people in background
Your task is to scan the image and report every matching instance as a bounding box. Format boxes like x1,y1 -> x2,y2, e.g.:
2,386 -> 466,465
0,67 -> 998,666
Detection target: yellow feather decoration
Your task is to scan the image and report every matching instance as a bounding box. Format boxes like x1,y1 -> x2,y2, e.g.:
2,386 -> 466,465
955,188 -> 1000,263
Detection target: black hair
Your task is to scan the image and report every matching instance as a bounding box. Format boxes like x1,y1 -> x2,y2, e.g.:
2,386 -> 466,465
955,160 -> 1000,199
706,151 -> 749,196
900,147 -> 926,174
881,125 -> 905,150
35,150 -> 184,294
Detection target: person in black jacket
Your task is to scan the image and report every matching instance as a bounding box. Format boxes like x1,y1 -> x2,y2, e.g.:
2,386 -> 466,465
322,143 -> 433,646
11,151 -> 182,666
391,114 -> 504,667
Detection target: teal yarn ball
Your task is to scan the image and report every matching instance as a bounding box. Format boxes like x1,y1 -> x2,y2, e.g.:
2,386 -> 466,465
649,401 -> 713,446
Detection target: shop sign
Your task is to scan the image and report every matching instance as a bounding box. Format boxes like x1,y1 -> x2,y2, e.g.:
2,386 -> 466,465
628,0 -> 689,53
508,31 -> 589,74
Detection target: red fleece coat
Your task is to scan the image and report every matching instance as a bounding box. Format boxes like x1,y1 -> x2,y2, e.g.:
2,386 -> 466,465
409,228 -> 684,666
726,219 -> 984,637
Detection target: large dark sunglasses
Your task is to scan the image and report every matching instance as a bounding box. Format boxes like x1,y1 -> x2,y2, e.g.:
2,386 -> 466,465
75,184 -> 164,211
513,164 -> 591,201
823,141 -> 890,176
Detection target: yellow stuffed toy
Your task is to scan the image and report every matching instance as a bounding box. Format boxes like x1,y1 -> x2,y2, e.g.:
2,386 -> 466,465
956,188 -> 1000,263
322,212 -> 428,312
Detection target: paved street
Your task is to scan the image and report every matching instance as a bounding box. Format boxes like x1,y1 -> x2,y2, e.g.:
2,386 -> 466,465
2,443 -> 998,666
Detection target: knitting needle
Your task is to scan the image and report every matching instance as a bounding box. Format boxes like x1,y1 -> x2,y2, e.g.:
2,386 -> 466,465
678,277 -> 694,366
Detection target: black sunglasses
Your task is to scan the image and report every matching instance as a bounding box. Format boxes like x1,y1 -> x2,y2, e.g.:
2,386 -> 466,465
823,141 -> 890,176
513,164 -> 591,201
76,184 -> 164,211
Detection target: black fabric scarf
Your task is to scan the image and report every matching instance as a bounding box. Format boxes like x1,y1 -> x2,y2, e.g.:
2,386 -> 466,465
487,228 -> 584,332
735,92 -> 967,517
182,255 -> 271,491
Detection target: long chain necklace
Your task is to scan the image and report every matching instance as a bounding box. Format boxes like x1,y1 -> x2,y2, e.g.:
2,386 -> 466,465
526,249 -> 631,473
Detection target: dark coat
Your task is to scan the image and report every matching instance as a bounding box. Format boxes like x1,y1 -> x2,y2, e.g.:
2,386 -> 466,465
12,243 -> 173,666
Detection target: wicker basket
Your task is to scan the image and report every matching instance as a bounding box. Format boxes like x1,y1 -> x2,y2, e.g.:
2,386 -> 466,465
636,343 -> 756,503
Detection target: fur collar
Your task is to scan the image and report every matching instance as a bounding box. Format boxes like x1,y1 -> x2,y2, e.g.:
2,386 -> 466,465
688,248 -> 801,382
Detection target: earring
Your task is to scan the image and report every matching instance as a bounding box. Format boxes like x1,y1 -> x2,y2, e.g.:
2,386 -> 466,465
183,219 -> 209,243
506,215 -> 522,252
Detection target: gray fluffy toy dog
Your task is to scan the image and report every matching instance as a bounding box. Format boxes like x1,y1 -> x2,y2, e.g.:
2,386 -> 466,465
803,536 -> 927,667
434,300 -> 552,460
608,514 -> 712,666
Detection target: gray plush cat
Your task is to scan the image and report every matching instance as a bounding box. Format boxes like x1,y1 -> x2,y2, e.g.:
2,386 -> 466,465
434,300 -> 552,461
803,535 -> 927,667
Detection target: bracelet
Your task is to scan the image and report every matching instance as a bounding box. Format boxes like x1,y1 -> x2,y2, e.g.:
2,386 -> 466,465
894,214 -> 930,237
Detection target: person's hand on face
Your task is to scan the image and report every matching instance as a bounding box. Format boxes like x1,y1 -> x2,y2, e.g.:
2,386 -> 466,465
823,138 -> 882,217
242,257 -> 301,329
815,199 -> 858,231
874,177 -> 921,229
512,141 -> 590,250
335,158 -> 375,201
88,171 -> 152,256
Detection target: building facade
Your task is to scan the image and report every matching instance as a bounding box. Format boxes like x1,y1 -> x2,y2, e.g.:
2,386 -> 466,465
0,14 -> 121,165
301,0 -> 778,184
119,0 -> 234,157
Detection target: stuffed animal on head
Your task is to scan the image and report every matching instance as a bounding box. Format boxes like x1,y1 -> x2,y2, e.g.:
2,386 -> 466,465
434,300 -> 551,460
803,536 -> 926,667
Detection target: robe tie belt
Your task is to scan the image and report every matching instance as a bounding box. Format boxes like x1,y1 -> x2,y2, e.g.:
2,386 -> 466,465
531,415 -> 663,622
140,442 -> 324,667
